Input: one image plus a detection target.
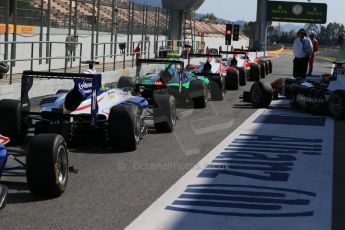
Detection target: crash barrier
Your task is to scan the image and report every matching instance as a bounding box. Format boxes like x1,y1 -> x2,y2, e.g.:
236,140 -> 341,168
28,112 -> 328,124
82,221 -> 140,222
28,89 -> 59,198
0,41 -> 83,84
92,40 -> 151,72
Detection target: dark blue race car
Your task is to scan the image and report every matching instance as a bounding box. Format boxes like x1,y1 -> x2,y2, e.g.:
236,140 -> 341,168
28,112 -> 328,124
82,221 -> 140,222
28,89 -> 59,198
0,133 -> 70,209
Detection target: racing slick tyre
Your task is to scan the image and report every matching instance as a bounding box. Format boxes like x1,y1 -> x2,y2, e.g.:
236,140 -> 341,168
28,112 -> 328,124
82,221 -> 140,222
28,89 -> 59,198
264,61 -> 269,75
209,76 -> 225,101
250,81 -> 273,108
268,60 -> 273,73
260,63 -> 266,79
249,64 -> 261,81
237,67 -> 247,86
189,80 -> 208,109
0,99 -> 24,143
108,104 -> 141,151
153,94 -> 176,132
328,91 -> 345,119
225,69 -> 239,90
26,134 -> 69,198
56,89 -> 70,94
118,76 -> 135,89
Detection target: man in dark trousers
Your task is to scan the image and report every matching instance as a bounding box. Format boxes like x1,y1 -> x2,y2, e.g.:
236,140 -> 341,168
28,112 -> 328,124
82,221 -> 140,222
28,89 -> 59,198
308,31 -> 319,76
293,28 -> 313,78
134,42 -> 141,77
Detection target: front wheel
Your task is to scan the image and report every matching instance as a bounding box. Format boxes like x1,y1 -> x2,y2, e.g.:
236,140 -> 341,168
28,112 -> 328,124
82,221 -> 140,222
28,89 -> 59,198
189,80 -> 208,109
225,69 -> 239,90
26,134 -> 69,198
153,94 -> 176,132
249,64 -> 261,81
209,76 -> 225,101
250,81 -> 273,108
108,104 -> 141,151
237,67 -> 247,86
328,92 -> 345,119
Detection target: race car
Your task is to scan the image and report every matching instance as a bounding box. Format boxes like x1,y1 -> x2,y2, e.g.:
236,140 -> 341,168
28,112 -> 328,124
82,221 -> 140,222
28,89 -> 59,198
220,50 -> 272,82
0,132 -> 70,209
187,53 -> 241,91
0,69 -> 176,152
241,62 -> 345,119
186,54 -> 227,100
119,59 -> 210,108
233,48 -> 273,79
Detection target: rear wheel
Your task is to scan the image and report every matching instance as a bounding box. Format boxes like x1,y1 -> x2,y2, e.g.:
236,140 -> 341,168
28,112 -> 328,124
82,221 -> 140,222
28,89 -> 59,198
108,104 -> 140,151
209,76 -> 225,101
328,92 -> 345,119
237,67 -> 247,86
264,61 -> 269,75
153,94 -> 176,132
250,81 -> 273,108
260,63 -> 266,79
225,69 -> 239,90
0,99 -> 24,143
189,80 -> 208,109
268,60 -> 273,73
118,76 -> 135,89
26,134 -> 68,198
249,64 -> 260,81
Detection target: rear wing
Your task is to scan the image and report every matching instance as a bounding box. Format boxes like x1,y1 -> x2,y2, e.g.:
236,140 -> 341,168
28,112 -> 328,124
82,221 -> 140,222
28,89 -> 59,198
21,71 -> 102,126
234,48 -> 254,52
137,59 -> 184,68
188,54 -> 222,58
193,72 -> 221,77
219,51 -> 247,55
136,59 -> 184,92
187,53 -> 222,66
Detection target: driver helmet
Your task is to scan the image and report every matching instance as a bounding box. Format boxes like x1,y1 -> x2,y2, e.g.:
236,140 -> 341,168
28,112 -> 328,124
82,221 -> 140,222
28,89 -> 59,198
83,68 -> 106,90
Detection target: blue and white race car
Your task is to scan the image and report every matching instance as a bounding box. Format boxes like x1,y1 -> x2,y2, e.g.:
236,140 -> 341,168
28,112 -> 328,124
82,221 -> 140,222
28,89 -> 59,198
0,69 -> 176,152
0,132 -> 70,209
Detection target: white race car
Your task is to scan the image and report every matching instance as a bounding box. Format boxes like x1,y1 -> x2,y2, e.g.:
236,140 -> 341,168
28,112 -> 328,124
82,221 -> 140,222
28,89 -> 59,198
0,69 -> 176,151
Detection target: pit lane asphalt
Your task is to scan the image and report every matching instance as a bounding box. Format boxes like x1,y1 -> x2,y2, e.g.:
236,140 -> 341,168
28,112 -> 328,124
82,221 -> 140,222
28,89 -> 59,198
0,53 -> 344,230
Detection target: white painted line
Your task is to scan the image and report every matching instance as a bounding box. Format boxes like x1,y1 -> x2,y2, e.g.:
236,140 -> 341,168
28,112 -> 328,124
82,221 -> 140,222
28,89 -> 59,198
126,101 -> 334,230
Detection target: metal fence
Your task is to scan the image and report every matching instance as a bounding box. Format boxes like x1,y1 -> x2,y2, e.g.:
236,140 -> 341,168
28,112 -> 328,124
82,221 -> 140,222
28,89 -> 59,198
0,41 -> 83,84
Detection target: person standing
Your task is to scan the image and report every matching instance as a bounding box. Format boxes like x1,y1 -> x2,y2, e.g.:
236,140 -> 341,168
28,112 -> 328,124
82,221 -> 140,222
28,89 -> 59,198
134,42 -> 141,77
308,31 -> 319,76
293,28 -> 313,78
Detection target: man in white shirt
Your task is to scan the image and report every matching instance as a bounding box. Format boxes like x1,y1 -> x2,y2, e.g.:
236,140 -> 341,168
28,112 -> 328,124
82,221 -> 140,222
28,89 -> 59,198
293,28 -> 313,78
